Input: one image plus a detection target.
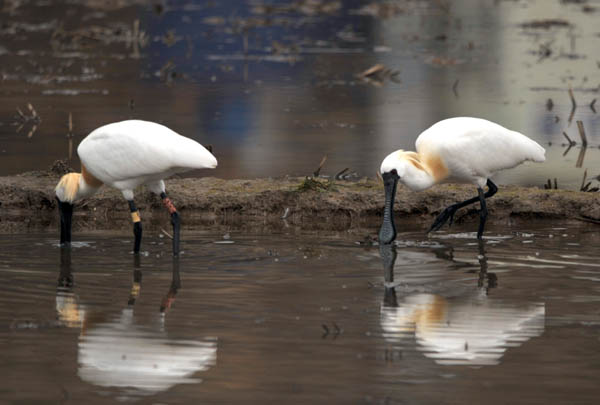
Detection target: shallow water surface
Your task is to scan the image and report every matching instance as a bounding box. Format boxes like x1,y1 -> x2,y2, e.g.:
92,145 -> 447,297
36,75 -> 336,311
1,0 -> 599,189
1,224 -> 599,403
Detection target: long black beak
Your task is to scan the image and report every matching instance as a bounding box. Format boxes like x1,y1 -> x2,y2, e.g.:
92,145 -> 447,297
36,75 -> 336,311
57,198 -> 73,246
378,170 -> 399,245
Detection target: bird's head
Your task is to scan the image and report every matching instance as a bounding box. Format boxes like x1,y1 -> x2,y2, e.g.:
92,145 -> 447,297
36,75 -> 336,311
380,150 -> 433,192
380,150 -> 407,181
55,173 -> 82,204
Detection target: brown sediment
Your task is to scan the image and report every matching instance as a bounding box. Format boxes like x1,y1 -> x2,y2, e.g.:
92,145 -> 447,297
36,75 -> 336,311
0,170 -> 599,233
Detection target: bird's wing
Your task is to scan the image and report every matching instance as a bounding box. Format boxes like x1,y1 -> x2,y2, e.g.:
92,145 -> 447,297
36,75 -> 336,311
77,120 -> 216,184
416,117 -> 545,180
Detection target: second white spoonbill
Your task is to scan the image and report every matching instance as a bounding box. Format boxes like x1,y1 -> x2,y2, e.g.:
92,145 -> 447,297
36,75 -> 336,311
54,120 -> 217,256
378,117 -> 545,243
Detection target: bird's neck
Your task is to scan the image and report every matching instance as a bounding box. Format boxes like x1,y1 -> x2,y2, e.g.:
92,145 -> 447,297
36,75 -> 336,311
77,175 -> 101,200
400,156 -> 437,191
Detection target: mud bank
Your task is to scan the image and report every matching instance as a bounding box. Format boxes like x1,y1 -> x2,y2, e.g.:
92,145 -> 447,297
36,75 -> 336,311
0,170 -> 599,233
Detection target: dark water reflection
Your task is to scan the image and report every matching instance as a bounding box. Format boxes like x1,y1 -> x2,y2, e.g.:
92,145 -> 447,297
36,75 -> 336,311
1,0 -> 599,188
1,224 -> 599,403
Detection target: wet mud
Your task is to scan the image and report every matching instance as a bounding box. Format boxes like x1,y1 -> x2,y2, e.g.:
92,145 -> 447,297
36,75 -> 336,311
1,168 -> 599,233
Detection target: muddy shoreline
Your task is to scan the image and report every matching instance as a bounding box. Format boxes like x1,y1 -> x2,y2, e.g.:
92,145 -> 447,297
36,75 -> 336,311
1,169 -> 599,234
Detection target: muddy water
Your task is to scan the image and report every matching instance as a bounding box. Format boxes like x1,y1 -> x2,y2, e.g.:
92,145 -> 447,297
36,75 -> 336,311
1,0 -> 599,189
1,223 -> 599,403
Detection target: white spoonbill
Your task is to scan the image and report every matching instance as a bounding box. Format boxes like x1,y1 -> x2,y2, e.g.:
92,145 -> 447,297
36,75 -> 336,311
378,117 -> 545,243
54,120 -> 217,255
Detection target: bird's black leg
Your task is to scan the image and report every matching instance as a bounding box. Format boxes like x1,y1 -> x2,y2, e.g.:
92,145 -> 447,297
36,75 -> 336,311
160,192 -> 180,256
57,198 -> 73,246
128,200 -> 142,254
428,179 -> 498,234
378,170 -> 399,244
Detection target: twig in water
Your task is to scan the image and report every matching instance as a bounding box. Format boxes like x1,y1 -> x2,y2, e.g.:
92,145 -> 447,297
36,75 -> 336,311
313,155 -> 327,177
576,120 -> 588,147
574,217 -> 600,225
335,167 -> 349,180
576,147 -> 586,168
580,169 -> 588,191
591,99 -> 597,113
546,98 -> 553,111
161,228 -> 174,239
568,87 -> 577,123
67,112 -> 73,159
452,79 -> 459,97
562,131 -> 575,146
568,87 -> 577,109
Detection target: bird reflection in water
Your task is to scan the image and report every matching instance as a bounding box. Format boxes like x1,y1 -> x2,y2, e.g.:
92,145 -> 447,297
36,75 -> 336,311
55,249 -> 217,397
379,242 -> 545,366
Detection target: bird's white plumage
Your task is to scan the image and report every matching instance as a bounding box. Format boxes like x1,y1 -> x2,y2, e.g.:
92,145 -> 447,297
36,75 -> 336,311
416,117 -> 545,186
381,117 -> 545,189
77,120 -> 217,192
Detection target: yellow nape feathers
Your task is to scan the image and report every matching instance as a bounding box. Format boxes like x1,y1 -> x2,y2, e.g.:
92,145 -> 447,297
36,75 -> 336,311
55,173 -> 81,203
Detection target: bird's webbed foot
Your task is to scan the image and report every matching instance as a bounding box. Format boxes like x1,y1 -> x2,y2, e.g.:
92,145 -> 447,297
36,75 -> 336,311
427,205 -> 459,234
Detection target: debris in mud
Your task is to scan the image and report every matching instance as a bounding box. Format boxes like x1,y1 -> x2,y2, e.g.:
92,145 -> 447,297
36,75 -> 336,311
544,178 -> 558,190
297,177 -> 334,192
50,159 -> 74,176
520,19 -> 571,29
356,64 -> 400,86
580,170 -> 600,193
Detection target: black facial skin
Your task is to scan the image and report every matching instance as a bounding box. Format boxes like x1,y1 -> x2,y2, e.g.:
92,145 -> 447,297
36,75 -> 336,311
57,198 -> 73,246
378,170 -> 399,245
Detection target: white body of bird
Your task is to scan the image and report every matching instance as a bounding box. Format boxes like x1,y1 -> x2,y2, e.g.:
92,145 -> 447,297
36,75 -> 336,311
380,117 -> 546,190
56,120 -> 217,202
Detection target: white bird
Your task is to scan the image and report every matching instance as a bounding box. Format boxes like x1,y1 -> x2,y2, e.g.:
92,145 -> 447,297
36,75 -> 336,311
54,120 -> 217,255
378,117 -> 545,243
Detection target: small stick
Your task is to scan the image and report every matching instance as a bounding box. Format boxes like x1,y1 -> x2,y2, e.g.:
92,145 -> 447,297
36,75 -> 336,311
554,178 -> 558,190
562,131 -> 575,145
545,179 -> 551,189
576,120 -> 587,147
568,87 -> 577,109
161,228 -> 174,239
452,79 -> 459,97
591,99 -> 597,113
335,167 -> 349,180
576,146 -> 586,168
313,155 -> 327,177
580,169 -> 587,191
